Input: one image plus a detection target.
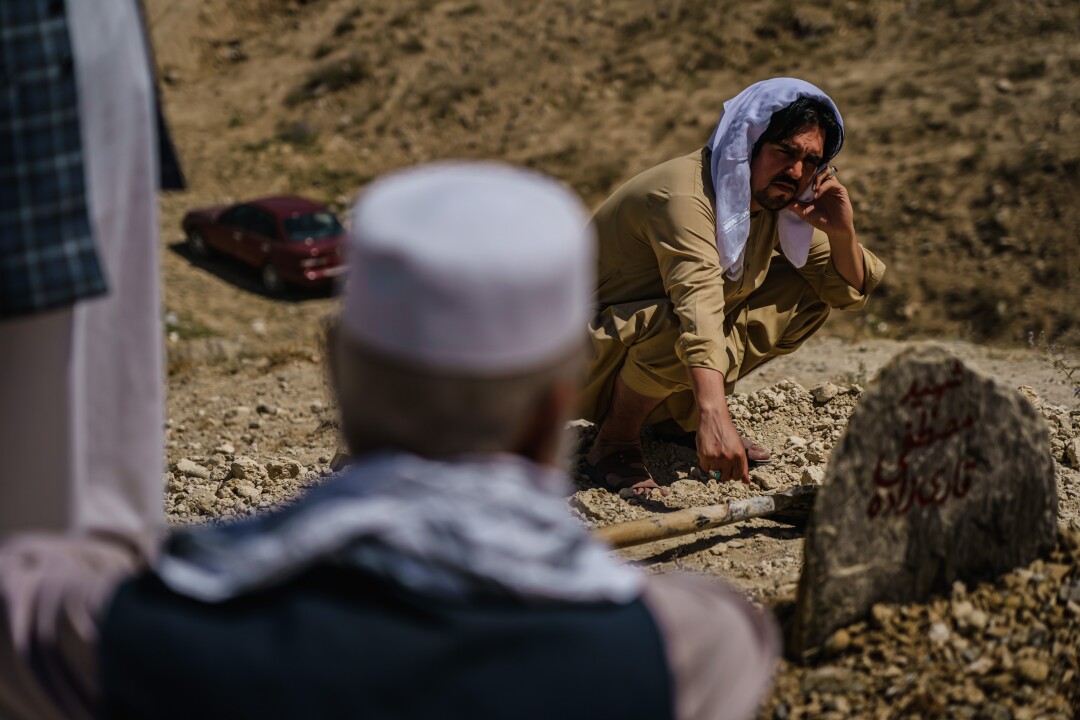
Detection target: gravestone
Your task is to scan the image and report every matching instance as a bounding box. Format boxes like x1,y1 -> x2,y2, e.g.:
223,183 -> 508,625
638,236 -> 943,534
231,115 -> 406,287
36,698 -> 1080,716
791,345 -> 1057,658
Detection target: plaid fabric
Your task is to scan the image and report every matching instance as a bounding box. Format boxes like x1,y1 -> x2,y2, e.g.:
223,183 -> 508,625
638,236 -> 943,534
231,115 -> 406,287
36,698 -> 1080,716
0,0 -> 106,319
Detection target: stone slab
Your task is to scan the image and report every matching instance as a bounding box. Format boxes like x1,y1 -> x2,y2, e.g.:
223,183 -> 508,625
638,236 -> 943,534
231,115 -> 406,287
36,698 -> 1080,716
791,345 -> 1057,658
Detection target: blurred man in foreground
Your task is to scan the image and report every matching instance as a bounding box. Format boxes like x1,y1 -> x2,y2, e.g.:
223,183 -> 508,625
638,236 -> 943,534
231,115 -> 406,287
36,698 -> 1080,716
1,163 -> 777,719
579,78 -> 886,497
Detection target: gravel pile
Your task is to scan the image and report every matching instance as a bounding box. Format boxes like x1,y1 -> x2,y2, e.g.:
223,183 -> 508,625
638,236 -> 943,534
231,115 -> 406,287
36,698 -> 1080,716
568,380 -> 866,525
565,379 -> 1080,717
763,531 -> 1080,720
165,453 -> 324,524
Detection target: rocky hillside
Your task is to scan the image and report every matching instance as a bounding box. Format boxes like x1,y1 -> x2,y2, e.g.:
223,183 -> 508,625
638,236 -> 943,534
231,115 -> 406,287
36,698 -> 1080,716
145,0 -> 1079,349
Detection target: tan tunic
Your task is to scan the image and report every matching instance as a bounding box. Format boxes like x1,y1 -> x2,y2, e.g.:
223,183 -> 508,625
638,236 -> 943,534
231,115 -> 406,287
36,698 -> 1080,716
579,148 -> 886,427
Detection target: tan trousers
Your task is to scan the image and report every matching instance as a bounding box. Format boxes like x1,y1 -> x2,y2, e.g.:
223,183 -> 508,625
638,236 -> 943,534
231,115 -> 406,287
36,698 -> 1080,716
578,259 -> 830,431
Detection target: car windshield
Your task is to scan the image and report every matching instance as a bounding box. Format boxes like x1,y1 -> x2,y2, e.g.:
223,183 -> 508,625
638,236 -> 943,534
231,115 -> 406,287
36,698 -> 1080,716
283,212 -> 342,241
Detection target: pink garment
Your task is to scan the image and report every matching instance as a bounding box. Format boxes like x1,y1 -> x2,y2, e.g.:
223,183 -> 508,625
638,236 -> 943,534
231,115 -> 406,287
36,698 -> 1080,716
644,573 -> 780,720
0,0 -> 163,550
0,534 -> 142,720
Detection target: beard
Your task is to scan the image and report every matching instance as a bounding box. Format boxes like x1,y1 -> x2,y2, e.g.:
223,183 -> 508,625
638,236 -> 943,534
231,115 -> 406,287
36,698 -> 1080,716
752,175 -> 800,211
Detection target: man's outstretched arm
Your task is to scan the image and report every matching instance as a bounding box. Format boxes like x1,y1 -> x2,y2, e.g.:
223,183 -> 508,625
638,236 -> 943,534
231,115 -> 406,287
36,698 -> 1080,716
689,367 -> 749,485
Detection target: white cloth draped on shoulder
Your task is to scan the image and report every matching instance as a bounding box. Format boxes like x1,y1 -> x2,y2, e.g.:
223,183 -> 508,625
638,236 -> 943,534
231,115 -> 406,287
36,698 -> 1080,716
707,77 -> 844,281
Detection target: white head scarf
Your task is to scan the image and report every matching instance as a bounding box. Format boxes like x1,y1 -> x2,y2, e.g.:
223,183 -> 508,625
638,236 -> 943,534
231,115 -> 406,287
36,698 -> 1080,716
707,78 -> 844,280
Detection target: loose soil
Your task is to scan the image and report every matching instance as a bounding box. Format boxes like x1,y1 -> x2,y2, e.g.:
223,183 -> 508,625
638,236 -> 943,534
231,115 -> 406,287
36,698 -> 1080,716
164,339 -> 1080,719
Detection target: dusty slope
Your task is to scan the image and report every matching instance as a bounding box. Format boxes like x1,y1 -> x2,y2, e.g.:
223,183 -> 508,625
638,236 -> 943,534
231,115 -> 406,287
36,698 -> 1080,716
146,0 -> 1080,350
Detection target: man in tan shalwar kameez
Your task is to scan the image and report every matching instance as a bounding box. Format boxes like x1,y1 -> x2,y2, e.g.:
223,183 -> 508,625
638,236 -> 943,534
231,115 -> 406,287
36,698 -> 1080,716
580,79 -> 886,496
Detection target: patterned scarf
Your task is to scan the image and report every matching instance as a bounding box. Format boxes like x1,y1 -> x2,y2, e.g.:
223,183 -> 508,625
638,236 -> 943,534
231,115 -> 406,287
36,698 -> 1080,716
157,453 -> 643,604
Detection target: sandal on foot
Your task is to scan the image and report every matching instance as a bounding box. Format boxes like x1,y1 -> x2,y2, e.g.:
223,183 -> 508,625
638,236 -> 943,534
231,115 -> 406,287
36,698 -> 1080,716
585,446 -> 668,498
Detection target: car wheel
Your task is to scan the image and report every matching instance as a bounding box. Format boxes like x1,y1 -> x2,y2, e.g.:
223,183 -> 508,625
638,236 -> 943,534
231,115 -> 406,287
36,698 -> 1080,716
187,230 -> 210,258
261,263 -> 285,295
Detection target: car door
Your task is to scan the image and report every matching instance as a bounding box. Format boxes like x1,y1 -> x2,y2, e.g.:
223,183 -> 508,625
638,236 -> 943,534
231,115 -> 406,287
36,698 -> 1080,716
244,209 -> 280,267
215,205 -> 255,262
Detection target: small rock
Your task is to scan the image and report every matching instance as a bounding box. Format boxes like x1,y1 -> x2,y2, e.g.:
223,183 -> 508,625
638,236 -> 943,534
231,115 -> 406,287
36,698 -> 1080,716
752,473 -> 778,490
230,457 -> 262,481
175,458 -> 210,480
811,382 -> 840,404
214,442 -> 235,455
823,628 -> 851,655
952,600 -> 988,631
265,459 -> 302,480
823,696 -> 851,715
669,479 -> 698,494
928,621 -> 950,646
256,402 -> 280,416
569,489 -> 612,521
192,489 -> 216,513
1066,437 -> 1080,467
223,406 -> 252,426
233,481 -> 261,499
1016,385 -> 1040,407
805,441 -> 827,464
801,667 -> 860,695
759,391 -> 782,408
801,466 -> 826,485
1014,658 -> 1048,684
1046,562 -> 1070,582
967,608 -> 988,630
787,435 -> 808,448
871,603 -> 895,626
995,78 -> 1014,93
1059,581 -> 1080,604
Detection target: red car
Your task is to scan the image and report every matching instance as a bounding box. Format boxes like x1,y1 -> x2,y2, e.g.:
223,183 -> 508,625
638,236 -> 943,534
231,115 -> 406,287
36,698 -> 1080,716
182,196 -> 347,293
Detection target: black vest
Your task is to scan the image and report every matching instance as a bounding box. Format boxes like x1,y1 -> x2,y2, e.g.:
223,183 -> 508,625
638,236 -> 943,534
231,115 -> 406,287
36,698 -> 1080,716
100,567 -> 674,720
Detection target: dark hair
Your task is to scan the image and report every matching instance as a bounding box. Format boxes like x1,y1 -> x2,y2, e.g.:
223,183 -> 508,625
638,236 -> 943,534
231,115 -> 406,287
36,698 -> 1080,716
752,97 -> 843,161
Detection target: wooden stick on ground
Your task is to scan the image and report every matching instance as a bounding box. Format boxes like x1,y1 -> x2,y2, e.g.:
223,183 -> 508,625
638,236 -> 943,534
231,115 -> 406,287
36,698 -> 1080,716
593,484 -> 818,550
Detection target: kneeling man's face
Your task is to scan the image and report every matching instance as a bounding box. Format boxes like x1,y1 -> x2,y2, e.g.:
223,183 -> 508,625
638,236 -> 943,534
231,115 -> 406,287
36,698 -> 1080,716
749,125 -> 825,212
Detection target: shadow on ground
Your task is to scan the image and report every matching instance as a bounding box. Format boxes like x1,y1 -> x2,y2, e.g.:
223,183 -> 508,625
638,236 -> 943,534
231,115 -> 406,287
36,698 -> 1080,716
168,241 -> 340,302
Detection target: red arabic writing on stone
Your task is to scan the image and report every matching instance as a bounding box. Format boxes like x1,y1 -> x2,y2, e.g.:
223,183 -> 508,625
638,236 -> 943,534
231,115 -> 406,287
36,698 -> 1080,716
867,361 -> 983,519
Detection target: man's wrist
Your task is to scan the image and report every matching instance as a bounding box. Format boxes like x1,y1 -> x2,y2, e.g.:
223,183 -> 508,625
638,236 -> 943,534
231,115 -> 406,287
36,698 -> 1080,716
698,402 -> 732,426
826,226 -> 857,245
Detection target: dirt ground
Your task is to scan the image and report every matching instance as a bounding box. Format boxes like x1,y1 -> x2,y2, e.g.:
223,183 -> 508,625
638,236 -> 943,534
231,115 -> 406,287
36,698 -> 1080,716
163,336 -> 1080,718
146,0 -> 1080,717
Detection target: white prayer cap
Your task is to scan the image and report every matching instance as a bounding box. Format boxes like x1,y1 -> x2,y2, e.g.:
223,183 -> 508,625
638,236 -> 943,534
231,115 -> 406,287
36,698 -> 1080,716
342,162 -> 594,374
